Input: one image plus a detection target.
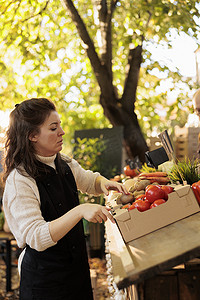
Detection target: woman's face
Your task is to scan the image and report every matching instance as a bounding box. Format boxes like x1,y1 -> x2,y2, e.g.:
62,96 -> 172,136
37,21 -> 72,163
30,110 -> 65,156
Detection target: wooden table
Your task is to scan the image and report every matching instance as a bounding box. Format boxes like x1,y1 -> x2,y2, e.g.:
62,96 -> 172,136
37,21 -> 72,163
0,231 -> 15,292
105,211 -> 200,291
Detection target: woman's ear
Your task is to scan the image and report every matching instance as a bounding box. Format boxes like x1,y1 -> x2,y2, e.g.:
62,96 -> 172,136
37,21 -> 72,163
29,133 -> 38,142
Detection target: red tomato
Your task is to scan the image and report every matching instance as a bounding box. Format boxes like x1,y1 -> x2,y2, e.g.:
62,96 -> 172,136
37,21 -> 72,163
145,185 -> 166,203
161,185 -> 174,200
124,165 -> 138,178
135,194 -> 146,201
145,184 -> 159,192
150,199 -> 166,208
133,200 -> 150,212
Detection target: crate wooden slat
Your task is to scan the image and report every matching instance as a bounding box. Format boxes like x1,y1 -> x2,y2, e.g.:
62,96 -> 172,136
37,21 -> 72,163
174,127 -> 200,161
105,212 -> 200,290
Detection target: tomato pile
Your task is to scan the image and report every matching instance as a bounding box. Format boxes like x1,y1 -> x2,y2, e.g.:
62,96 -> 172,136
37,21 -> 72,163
123,184 -> 174,212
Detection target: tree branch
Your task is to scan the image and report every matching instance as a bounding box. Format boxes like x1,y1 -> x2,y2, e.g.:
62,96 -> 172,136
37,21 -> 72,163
2,1 -> 49,45
0,0 -> 16,16
98,1 -> 112,73
98,0 -> 120,92
111,0 -> 120,14
22,0 -> 49,22
121,45 -> 142,112
121,5 -> 151,112
2,1 -> 21,37
61,0 -> 115,98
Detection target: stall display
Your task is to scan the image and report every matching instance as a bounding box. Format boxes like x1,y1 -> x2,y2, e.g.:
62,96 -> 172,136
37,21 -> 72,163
104,131 -> 200,299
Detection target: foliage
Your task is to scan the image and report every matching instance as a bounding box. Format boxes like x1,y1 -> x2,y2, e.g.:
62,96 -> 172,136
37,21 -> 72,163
0,0 -> 200,150
168,158 -> 200,185
73,136 -> 116,204
73,137 -> 105,171
73,136 -> 117,176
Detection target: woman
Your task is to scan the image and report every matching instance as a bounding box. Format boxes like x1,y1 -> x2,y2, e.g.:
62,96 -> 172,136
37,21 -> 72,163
2,98 -> 127,300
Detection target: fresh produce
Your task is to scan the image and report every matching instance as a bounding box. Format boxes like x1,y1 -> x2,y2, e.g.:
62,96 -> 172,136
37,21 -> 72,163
139,172 -> 168,178
134,200 -> 151,212
123,165 -> 139,178
121,203 -> 131,209
128,199 -> 150,212
139,171 -> 170,185
161,185 -> 174,200
127,203 -> 135,211
134,179 -> 151,191
123,177 -> 139,190
158,161 -> 174,173
132,190 -> 146,198
150,199 -> 166,208
120,193 -> 134,204
106,162 -> 176,214
168,158 -> 200,185
135,194 -> 146,201
145,185 -> 167,203
191,181 -> 200,204
123,177 -> 150,200
125,184 -> 171,212
139,163 -> 157,173
128,179 -> 150,193
161,185 -> 174,194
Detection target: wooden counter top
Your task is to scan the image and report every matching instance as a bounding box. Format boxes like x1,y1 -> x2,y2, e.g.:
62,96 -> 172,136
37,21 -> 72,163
105,211 -> 200,290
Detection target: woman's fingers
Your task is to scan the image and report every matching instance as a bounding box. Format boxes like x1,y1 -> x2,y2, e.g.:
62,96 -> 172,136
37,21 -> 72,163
81,203 -> 115,224
98,211 -> 107,223
102,207 -> 115,223
100,184 -> 109,195
103,180 -> 128,195
95,215 -> 103,223
92,208 -> 115,224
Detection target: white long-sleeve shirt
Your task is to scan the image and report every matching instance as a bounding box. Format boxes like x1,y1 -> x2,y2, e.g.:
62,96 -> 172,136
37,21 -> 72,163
3,154 -> 100,252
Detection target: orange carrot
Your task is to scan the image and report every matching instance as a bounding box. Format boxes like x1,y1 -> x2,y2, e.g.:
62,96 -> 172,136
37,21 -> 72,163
139,172 -> 168,177
139,176 -> 170,184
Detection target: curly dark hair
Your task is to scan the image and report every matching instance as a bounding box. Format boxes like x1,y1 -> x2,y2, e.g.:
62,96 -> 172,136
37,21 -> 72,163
3,98 -> 58,181
0,173 -> 4,198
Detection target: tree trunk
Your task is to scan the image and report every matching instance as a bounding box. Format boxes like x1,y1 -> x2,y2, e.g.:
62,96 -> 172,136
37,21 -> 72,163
99,44 -> 149,163
62,0 -> 149,162
100,93 -> 148,163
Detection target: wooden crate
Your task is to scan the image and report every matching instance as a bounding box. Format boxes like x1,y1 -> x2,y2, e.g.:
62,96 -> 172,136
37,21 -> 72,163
105,212 -> 200,291
174,127 -> 200,161
137,260 -> 200,300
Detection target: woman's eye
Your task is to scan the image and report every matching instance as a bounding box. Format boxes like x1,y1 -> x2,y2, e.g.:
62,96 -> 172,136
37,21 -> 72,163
51,128 -> 57,131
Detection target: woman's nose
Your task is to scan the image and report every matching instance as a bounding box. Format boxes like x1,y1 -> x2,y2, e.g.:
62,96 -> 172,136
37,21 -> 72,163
58,127 -> 65,136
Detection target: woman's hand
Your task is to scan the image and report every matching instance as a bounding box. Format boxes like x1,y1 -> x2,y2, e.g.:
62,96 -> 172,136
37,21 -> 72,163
80,203 -> 115,224
96,176 -> 128,196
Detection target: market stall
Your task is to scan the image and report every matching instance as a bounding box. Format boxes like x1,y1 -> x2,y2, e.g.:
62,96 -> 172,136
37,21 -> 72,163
104,132 -> 200,299
105,212 -> 200,299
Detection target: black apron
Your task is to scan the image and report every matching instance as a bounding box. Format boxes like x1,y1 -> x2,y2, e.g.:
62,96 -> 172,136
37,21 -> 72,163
19,158 -> 93,300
